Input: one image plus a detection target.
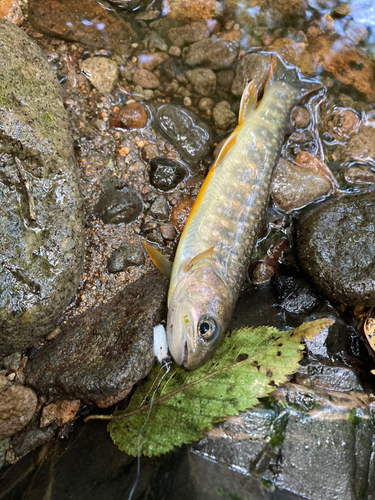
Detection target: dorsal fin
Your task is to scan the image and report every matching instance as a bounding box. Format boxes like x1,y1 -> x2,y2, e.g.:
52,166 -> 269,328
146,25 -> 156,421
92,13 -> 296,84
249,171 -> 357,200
143,241 -> 172,278
238,80 -> 258,125
184,245 -> 215,273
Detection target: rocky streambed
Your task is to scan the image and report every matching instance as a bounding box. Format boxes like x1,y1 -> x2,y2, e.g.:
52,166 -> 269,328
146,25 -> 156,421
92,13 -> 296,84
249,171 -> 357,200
1,0 -> 375,498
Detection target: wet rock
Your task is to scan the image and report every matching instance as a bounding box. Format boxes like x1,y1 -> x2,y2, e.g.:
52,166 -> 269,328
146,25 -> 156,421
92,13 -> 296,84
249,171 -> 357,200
296,364 -> 363,392
213,101 -> 237,130
170,195 -> 195,232
155,104 -> 214,164
0,20 -> 84,356
347,125 -> 375,161
182,38 -> 238,70
107,0 -> 151,10
231,53 -> 270,96
186,68 -> 216,96
198,97 -> 214,111
94,387 -> 132,408
0,439 -> 10,468
137,52 -> 168,71
216,69 -> 234,91
164,0 -> 220,22
0,375 -> 37,440
297,192 -> 375,306
160,222 -> 177,241
169,45 -> 181,56
133,68 -> 160,89
271,273 -> 321,314
11,425 -> 56,458
110,102 -> 148,129
0,0 -> 24,25
149,157 -> 186,191
40,399 -> 80,428
168,21 -> 209,47
94,178 -> 143,225
345,166 -> 375,185
149,195 -> 169,221
273,38 -> 313,74
108,243 -> 144,273
28,0 -> 139,52
25,272 -> 168,400
149,32 -> 168,52
311,36 -> 375,101
290,105 -> 311,129
81,57 -> 118,94
271,157 -> 332,211
324,107 -> 360,141
142,143 -> 158,161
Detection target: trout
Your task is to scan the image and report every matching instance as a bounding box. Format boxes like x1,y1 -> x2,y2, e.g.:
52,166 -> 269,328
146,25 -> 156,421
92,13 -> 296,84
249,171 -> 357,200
146,57 -> 321,369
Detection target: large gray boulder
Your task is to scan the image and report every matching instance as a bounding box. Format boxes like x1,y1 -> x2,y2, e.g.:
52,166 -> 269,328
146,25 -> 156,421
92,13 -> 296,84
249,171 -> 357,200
0,20 -> 84,356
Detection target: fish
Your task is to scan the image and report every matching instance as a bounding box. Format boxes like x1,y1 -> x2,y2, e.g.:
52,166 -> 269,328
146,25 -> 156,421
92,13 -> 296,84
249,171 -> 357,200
146,56 -> 321,369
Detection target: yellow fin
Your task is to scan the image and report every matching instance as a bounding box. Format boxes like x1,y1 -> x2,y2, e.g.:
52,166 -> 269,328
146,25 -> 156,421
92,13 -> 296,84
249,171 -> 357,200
143,241 -> 172,278
238,80 -> 258,125
211,131 -> 238,171
184,245 -> 215,273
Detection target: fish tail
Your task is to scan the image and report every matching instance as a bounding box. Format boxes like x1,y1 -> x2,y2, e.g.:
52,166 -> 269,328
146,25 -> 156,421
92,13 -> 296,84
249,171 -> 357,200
265,53 -> 323,99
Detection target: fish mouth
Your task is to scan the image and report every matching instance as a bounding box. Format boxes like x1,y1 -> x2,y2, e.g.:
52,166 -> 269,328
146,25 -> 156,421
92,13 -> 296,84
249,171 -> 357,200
182,341 -> 189,368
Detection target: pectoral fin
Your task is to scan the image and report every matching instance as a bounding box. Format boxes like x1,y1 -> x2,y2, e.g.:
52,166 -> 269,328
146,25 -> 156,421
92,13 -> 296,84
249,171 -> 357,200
211,131 -> 238,171
184,245 -> 215,272
238,80 -> 258,125
143,241 -> 172,278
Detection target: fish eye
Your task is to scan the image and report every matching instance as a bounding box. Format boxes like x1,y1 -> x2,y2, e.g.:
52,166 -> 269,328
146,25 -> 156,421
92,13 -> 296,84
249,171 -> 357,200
198,317 -> 218,341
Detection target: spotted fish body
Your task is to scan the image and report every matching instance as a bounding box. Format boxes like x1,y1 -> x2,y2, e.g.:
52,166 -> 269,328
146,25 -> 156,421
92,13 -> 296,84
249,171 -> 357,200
166,59 -> 320,369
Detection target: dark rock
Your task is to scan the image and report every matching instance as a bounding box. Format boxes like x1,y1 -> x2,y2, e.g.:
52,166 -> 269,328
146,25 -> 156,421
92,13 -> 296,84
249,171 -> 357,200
185,68 -> 216,96
155,104 -> 214,164
0,20 -> 84,356
94,179 -> 143,224
0,375 -> 37,440
11,425 -> 57,458
290,106 -> 311,129
271,157 -> 332,212
28,0 -> 138,52
297,192 -> 375,306
231,53 -> 270,96
271,273 -> 321,314
108,243 -> 144,273
182,38 -> 238,70
149,195 -> 169,221
25,272 -> 168,400
216,69 -> 235,91
149,157 -> 186,190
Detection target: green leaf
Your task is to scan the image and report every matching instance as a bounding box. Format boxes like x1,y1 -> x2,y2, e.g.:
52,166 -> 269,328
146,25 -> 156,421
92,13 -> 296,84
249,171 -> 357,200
108,318 -> 333,457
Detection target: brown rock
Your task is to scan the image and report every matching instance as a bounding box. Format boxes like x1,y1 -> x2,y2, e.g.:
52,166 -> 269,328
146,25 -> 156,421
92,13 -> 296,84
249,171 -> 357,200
0,375 -> 37,440
133,68 -> 160,89
347,125 -> 375,161
170,195 -> 196,232
0,0 -> 24,25
344,166 -> 375,185
94,387 -> 132,408
291,106 -> 311,129
40,399 -> 80,427
272,38 -> 313,74
28,0 -> 139,52
110,102 -> 148,129
163,0 -> 220,22
271,157 -> 332,212
231,53 -> 270,96
160,222 -> 177,241
311,36 -> 375,101
324,107 -> 360,140
137,52 -> 169,71
168,21 -> 210,47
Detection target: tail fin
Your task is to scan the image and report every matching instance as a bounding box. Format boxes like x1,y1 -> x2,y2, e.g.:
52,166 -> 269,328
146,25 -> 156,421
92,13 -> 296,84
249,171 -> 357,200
265,53 -> 323,99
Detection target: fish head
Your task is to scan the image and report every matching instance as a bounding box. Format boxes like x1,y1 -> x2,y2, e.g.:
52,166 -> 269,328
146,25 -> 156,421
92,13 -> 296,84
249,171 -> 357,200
166,265 -> 233,370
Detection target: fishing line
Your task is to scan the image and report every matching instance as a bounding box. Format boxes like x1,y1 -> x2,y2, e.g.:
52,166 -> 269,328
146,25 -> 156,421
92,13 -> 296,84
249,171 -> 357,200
127,324 -> 171,500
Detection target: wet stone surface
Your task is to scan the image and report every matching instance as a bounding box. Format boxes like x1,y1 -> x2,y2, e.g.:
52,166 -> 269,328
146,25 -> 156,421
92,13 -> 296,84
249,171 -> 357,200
297,192 -> 375,306
182,37 -> 238,70
24,271 -> 168,400
0,19 -> 84,356
149,157 -> 186,190
155,103 -> 214,164
107,241 -> 145,273
93,178 -> 143,224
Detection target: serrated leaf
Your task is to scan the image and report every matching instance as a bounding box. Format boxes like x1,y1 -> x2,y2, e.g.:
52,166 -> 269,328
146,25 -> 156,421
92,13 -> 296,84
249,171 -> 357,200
108,318 -> 333,457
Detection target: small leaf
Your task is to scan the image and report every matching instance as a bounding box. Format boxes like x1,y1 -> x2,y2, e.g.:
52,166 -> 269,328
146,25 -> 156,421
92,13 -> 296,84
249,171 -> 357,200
108,318 -> 333,457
